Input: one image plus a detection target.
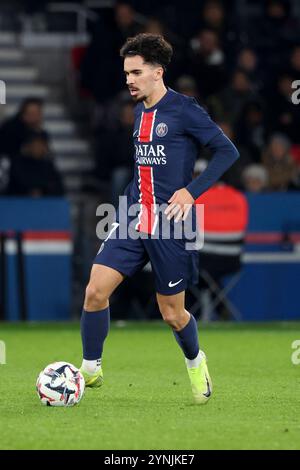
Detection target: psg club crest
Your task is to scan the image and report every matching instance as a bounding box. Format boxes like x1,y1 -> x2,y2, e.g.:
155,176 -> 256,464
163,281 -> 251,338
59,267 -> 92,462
155,123 -> 168,137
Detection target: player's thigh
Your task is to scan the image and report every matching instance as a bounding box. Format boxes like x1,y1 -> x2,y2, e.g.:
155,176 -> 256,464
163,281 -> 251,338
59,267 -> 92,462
95,225 -> 149,280
144,237 -> 197,296
86,264 -> 125,301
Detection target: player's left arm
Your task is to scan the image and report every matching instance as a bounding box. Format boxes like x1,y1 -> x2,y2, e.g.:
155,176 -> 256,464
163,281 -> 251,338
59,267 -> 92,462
165,98 -> 239,222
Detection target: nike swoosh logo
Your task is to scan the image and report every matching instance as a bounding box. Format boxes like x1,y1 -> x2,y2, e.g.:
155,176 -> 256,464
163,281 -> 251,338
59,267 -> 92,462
168,279 -> 183,288
133,130 -> 138,137
203,375 -> 211,398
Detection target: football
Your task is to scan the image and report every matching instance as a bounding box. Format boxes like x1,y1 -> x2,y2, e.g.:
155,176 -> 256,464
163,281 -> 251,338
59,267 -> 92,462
36,361 -> 85,407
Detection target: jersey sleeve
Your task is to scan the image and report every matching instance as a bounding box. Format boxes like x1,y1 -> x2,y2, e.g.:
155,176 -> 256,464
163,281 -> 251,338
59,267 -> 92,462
182,97 -> 222,146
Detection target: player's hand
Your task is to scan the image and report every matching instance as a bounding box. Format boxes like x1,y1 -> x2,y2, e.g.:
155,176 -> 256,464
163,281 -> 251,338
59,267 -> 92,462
164,188 -> 194,222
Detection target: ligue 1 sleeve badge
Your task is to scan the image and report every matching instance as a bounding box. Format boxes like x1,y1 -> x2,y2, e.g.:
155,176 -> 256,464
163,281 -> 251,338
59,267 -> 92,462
155,122 -> 168,137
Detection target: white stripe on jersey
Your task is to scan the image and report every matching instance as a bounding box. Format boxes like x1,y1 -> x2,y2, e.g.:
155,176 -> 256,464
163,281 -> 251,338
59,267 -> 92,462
149,109 -> 157,142
150,166 -> 158,235
135,165 -> 143,231
138,112 -> 144,142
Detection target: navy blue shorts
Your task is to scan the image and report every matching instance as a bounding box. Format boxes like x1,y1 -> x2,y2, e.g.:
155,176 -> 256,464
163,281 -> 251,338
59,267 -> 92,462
94,221 -> 198,296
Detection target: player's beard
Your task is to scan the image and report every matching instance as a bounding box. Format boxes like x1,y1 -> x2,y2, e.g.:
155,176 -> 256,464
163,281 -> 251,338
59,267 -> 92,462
132,94 -> 147,103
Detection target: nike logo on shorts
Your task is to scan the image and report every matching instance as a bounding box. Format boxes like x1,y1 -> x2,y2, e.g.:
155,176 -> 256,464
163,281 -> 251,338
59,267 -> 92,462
168,279 -> 183,288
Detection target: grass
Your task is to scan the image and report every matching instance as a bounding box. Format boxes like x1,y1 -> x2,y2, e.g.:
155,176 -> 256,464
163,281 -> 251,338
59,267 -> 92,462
0,321 -> 300,450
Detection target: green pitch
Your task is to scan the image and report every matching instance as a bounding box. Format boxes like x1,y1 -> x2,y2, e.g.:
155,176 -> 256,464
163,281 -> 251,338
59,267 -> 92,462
0,322 -> 300,450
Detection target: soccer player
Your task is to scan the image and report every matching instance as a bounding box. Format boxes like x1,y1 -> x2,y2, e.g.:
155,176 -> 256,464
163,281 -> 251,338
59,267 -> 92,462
80,33 -> 239,404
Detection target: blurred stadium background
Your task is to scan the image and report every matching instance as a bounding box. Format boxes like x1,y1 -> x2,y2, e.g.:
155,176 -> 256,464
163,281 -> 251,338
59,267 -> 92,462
1,0 -> 300,323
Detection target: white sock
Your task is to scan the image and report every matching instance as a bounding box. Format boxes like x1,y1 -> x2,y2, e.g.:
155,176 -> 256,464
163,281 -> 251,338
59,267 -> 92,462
81,358 -> 101,375
185,350 -> 204,369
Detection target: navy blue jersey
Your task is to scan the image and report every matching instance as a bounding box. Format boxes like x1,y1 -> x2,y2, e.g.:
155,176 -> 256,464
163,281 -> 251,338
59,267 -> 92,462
95,88 -> 239,292
124,88 -> 223,234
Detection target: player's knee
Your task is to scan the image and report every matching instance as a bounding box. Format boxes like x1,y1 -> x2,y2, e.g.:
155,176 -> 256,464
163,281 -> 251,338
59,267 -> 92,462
84,283 -> 108,311
159,304 -> 179,328
159,301 -> 188,329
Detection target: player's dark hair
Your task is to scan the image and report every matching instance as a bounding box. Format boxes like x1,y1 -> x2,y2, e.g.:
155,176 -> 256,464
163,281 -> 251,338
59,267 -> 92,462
120,33 -> 173,71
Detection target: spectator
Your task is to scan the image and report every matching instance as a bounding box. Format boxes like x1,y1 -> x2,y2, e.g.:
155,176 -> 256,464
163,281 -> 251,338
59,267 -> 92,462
236,48 -> 265,92
96,101 -> 134,207
6,133 -> 64,197
217,120 -> 252,188
175,75 -> 200,99
199,0 -> 239,54
235,100 -> 266,162
188,28 -> 227,98
285,45 -> 300,81
143,17 -> 185,86
0,157 -> 10,194
242,164 -> 269,193
80,1 -> 144,105
246,0 -> 300,69
0,97 -> 49,160
201,0 -> 226,33
262,134 -> 299,191
144,17 -> 165,35
208,69 -> 257,124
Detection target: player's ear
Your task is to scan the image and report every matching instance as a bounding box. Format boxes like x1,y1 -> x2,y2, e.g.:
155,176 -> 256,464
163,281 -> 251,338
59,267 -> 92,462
155,66 -> 164,81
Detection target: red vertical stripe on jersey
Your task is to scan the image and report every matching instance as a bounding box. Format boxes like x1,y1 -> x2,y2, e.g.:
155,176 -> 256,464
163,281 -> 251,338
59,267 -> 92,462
136,111 -> 158,234
138,111 -> 155,142
136,166 -> 157,234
